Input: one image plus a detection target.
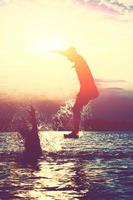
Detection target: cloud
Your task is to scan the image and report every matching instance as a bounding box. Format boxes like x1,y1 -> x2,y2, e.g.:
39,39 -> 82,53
76,0 -> 133,17
0,0 -> 11,6
95,79 -> 130,93
96,79 -> 126,83
88,85 -> 133,124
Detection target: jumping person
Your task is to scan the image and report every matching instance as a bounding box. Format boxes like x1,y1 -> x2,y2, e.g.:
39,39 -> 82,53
53,47 -> 99,138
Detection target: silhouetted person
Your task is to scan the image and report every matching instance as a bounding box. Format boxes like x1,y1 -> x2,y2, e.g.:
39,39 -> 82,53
52,47 -> 99,138
19,106 -> 42,156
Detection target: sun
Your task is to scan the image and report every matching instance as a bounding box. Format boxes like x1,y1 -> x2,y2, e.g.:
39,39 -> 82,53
4,36 -> 76,101
31,38 -> 66,55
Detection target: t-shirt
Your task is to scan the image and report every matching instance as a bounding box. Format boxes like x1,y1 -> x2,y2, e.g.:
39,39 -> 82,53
74,55 -> 99,99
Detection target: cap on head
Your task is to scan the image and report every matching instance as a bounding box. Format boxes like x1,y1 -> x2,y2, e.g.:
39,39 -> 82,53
64,47 -> 77,57
50,47 -> 78,61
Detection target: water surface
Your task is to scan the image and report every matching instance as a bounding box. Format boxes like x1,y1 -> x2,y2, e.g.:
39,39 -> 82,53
0,131 -> 133,200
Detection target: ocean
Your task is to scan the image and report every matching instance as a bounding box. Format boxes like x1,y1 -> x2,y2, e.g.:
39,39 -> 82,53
0,131 -> 133,200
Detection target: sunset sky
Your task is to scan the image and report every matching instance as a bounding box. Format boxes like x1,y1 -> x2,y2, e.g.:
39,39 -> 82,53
0,0 -> 133,100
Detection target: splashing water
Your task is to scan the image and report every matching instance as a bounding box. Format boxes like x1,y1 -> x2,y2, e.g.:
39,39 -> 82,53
52,100 -> 74,131
52,99 -> 93,131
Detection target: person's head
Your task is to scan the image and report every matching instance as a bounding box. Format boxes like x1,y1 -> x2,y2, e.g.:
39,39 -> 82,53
51,47 -> 78,62
63,47 -> 78,62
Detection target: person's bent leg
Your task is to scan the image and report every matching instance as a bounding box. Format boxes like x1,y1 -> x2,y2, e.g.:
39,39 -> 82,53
64,103 -> 83,138
72,104 -> 83,134
73,110 -> 81,134
72,96 -> 91,134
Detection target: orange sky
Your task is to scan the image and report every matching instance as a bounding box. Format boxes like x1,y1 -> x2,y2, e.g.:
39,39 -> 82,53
0,0 -> 133,100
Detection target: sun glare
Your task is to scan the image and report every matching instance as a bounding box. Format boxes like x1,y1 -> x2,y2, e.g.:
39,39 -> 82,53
2,36 -> 78,101
31,38 -> 66,55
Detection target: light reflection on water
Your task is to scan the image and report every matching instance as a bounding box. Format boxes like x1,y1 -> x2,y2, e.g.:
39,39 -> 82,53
0,131 -> 133,200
